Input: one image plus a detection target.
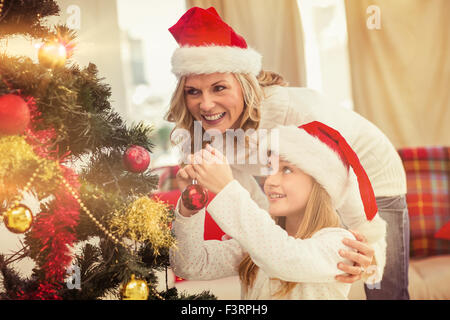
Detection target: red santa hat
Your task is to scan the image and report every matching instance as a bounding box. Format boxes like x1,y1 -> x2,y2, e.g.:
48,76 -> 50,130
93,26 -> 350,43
169,7 -> 262,78
267,121 -> 378,222
266,122 -> 387,279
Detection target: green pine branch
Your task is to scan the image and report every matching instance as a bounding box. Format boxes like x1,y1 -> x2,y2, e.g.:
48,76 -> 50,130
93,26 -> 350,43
0,0 -> 59,39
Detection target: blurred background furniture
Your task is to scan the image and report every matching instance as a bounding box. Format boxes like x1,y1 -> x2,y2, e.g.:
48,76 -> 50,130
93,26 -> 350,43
394,147 -> 450,299
154,146 -> 450,300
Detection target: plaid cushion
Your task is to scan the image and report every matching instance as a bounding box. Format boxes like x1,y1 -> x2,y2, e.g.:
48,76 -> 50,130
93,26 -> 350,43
398,147 -> 450,258
436,221 -> 450,240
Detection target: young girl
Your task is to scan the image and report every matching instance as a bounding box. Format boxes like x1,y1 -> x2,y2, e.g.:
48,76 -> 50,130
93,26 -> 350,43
170,121 -> 387,299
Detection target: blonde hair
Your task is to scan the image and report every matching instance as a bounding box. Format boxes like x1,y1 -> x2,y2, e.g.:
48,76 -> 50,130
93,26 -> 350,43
165,70 -> 287,150
238,179 -> 342,297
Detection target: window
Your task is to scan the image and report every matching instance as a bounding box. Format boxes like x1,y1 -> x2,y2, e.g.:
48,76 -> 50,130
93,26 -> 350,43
298,0 -> 353,110
116,0 -> 186,167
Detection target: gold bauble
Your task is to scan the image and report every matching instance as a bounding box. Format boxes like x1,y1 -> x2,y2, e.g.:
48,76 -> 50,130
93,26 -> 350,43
3,204 -> 33,234
38,41 -> 67,69
122,274 -> 149,300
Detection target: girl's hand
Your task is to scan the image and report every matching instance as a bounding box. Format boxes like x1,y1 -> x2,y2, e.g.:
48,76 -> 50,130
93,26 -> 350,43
191,144 -> 234,194
335,230 -> 376,283
175,164 -> 201,217
176,164 -> 197,192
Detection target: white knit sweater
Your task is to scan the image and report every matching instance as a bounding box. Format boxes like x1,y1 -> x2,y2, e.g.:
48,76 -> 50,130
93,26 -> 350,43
170,180 -> 357,300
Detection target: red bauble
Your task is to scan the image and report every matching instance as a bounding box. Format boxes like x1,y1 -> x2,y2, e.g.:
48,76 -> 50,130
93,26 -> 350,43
123,145 -> 151,173
181,183 -> 208,210
0,94 -> 31,135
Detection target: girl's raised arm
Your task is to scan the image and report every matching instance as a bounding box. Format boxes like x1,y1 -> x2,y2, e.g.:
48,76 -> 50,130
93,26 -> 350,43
169,200 -> 245,281
207,180 -> 356,283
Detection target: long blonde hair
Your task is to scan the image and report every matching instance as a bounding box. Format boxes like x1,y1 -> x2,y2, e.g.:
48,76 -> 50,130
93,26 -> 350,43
164,70 -> 288,149
238,179 -> 342,297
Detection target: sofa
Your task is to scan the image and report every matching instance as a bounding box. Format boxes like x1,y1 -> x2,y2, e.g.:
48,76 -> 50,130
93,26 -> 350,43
153,146 -> 450,299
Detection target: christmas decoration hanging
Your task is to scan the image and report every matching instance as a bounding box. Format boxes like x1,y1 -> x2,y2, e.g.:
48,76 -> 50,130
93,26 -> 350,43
123,145 -> 151,173
54,25 -> 77,59
181,180 -> 208,210
0,94 -> 30,135
38,40 -> 67,69
1,160 -> 45,235
0,0 -> 4,17
122,274 -> 149,300
109,196 -> 175,256
3,204 -> 33,234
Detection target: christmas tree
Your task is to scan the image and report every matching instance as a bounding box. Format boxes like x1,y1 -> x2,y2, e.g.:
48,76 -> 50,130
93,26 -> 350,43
0,0 -> 215,300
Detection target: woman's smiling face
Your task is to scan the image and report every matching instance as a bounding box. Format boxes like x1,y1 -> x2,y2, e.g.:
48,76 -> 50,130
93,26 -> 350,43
184,73 -> 245,133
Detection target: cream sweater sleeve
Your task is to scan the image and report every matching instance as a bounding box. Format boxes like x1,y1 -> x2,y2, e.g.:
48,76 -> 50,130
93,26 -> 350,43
169,198 -> 246,281
207,180 -> 356,283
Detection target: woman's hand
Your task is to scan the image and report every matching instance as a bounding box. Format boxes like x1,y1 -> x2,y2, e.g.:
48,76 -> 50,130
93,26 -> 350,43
335,230 -> 376,283
191,144 -> 234,194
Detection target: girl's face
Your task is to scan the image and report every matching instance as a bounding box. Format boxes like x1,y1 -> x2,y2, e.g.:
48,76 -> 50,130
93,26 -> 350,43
184,73 -> 245,133
264,156 -> 314,219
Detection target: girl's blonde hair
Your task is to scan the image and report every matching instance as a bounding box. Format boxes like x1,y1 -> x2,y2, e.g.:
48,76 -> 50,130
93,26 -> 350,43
238,179 -> 342,297
165,70 -> 288,149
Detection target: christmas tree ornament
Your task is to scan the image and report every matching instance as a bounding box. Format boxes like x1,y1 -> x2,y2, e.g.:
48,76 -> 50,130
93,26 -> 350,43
181,180 -> 208,210
0,136 -> 59,199
3,204 -> 33,234
38,40 -> 67,69
54,25 -> 77,59
0,94 -> 30,135
123,145 -> 151,173
57,173 -> 121,246
122,274 -> 149,300
110,196 -> 175,256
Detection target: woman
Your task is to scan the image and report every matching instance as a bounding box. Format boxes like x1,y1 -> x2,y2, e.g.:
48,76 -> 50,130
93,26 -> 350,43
166,7 -> 409,299
170,122 -> 386,299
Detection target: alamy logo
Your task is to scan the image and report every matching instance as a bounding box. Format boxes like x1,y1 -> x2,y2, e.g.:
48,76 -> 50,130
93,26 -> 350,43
66,5 -> 81,30
366,5 -> 381,30
172,121 -> 280,176
66,264 -> 81,290
365,265 -> 381,290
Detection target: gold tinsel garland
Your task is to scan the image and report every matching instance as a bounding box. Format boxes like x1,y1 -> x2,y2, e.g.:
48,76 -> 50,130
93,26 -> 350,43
109,196 -> 175,256
0,135 -> 59,197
